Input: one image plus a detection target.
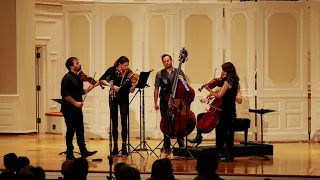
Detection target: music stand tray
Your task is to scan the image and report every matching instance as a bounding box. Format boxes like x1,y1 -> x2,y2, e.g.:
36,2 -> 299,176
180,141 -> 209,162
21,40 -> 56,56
51,99 -> 62,104
136,71 -> 151,89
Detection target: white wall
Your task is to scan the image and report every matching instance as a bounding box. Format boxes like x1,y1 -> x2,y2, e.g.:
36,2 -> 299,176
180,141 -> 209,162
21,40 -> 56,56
36,1 -> 311,142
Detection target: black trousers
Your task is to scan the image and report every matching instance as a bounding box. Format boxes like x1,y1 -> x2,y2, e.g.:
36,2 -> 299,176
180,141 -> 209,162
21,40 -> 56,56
110,98 -> 129,144
62,108 -> 87,155
160,99 -> 184,148
215,112 -> 236,149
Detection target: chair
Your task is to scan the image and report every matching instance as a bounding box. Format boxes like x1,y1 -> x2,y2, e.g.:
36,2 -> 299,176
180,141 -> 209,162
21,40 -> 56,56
233,118 -> 251,146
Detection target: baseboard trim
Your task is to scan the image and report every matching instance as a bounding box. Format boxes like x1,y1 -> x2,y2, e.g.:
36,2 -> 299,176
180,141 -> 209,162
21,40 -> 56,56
0,130 -> 37,135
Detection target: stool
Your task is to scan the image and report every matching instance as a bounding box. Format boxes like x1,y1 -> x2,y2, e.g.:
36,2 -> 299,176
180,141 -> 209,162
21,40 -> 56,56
233,118 -> 251,146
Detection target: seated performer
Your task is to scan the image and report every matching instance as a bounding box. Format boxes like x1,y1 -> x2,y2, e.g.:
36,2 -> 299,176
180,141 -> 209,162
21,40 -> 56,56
189,62 -> 242,162
99,56 -> 137,156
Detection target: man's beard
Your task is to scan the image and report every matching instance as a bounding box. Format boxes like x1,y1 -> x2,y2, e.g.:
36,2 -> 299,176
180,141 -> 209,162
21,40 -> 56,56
165,65 -> 172,69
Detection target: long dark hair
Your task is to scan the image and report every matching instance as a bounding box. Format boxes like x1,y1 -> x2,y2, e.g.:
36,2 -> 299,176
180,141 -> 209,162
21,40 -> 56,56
222,62 -> 239,81
113,56 -> 129,67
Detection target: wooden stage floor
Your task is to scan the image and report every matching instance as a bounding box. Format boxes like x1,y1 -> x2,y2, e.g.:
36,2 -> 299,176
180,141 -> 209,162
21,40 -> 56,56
1,134 -> 320,178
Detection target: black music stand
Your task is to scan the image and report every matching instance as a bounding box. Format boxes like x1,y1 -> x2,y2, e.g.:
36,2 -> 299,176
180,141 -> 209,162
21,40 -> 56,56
107,91 -> 116,180
129,71 -> 154,156
248,108 -> 277,160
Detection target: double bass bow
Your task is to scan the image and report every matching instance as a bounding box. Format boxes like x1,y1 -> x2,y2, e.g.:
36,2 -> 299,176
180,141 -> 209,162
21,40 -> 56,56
160,48 -> 197,138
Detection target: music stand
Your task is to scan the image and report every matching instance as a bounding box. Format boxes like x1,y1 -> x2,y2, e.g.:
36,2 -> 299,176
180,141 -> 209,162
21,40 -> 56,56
248,108 -> 277,160
129,71 -> 154,156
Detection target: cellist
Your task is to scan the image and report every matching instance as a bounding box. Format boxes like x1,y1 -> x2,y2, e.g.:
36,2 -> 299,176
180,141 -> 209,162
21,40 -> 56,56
189,62 -> 242,162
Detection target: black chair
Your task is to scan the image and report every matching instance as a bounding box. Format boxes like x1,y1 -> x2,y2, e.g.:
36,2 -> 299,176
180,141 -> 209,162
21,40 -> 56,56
233,118 -> 251,146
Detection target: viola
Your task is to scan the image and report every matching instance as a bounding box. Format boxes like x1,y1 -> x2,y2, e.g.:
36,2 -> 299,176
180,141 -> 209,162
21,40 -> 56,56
160,47 -> 197,138
78,70 -> 104,89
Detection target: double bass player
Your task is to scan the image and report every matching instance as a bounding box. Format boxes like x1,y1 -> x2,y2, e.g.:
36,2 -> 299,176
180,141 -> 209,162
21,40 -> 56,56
154,54 -> 189,152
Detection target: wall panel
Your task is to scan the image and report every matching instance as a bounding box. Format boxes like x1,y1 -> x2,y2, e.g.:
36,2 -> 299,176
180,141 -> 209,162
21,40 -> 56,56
256,2 -> 308,140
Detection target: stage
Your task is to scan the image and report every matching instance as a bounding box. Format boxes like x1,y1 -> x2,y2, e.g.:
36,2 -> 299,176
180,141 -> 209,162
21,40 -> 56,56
1,134 -> 320,179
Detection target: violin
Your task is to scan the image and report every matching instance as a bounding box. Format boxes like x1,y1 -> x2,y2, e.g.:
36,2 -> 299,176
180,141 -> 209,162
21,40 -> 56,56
121,68 -> 140,84
78,70 -> 104,89
198,74 -> 224,92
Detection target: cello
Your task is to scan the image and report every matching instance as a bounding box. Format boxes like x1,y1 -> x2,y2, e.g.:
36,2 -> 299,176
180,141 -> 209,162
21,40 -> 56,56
195,72 -> 224,134
160,48 -> 197,138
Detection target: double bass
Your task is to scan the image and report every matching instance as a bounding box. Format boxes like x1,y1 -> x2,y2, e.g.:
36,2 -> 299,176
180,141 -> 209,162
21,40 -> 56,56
196,73 -> 224,133
160,48 -> 197,138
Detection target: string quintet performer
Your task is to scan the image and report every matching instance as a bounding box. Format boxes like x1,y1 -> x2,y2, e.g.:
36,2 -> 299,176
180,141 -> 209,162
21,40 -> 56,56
189,62 -> 242,162
99,56 -> 137,156
60,57 -> 99,160
154,54 -> 189,152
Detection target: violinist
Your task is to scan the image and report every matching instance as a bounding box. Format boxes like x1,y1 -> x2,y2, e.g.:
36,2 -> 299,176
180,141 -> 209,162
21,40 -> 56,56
189,62 -> 242,162
154,54 -> 187,152
99,56 -> 137,156
60,57 -> 99,160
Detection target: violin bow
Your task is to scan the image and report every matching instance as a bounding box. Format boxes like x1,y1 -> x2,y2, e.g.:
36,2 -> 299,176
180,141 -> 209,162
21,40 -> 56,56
83,72 -> 97,103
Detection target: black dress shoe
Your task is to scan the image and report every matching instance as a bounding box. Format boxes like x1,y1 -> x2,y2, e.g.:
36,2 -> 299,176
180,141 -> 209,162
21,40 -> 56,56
121,149 -> 128,156
121,143 -> 128,156
112,145 -> 119,156
81,150 -> 98,158
188,134 -> 203,147
220,154 -> 234,162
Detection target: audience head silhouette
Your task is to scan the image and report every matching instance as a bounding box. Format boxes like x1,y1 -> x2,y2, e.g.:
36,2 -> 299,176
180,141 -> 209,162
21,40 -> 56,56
3,153 -> 17,170
195,152 -> 224,180
116,164 -> 141,180
150,158 -> 176,180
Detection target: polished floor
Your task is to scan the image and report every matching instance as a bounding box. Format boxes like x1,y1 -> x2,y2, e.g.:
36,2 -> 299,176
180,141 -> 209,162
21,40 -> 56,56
1,134 -> 320,177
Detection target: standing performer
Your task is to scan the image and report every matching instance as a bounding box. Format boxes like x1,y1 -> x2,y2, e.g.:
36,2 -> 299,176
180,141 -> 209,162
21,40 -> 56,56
61,57 -> 99,160
154,54 -> 188,152
99,56 -> 136,156
190,62 -> 241,162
